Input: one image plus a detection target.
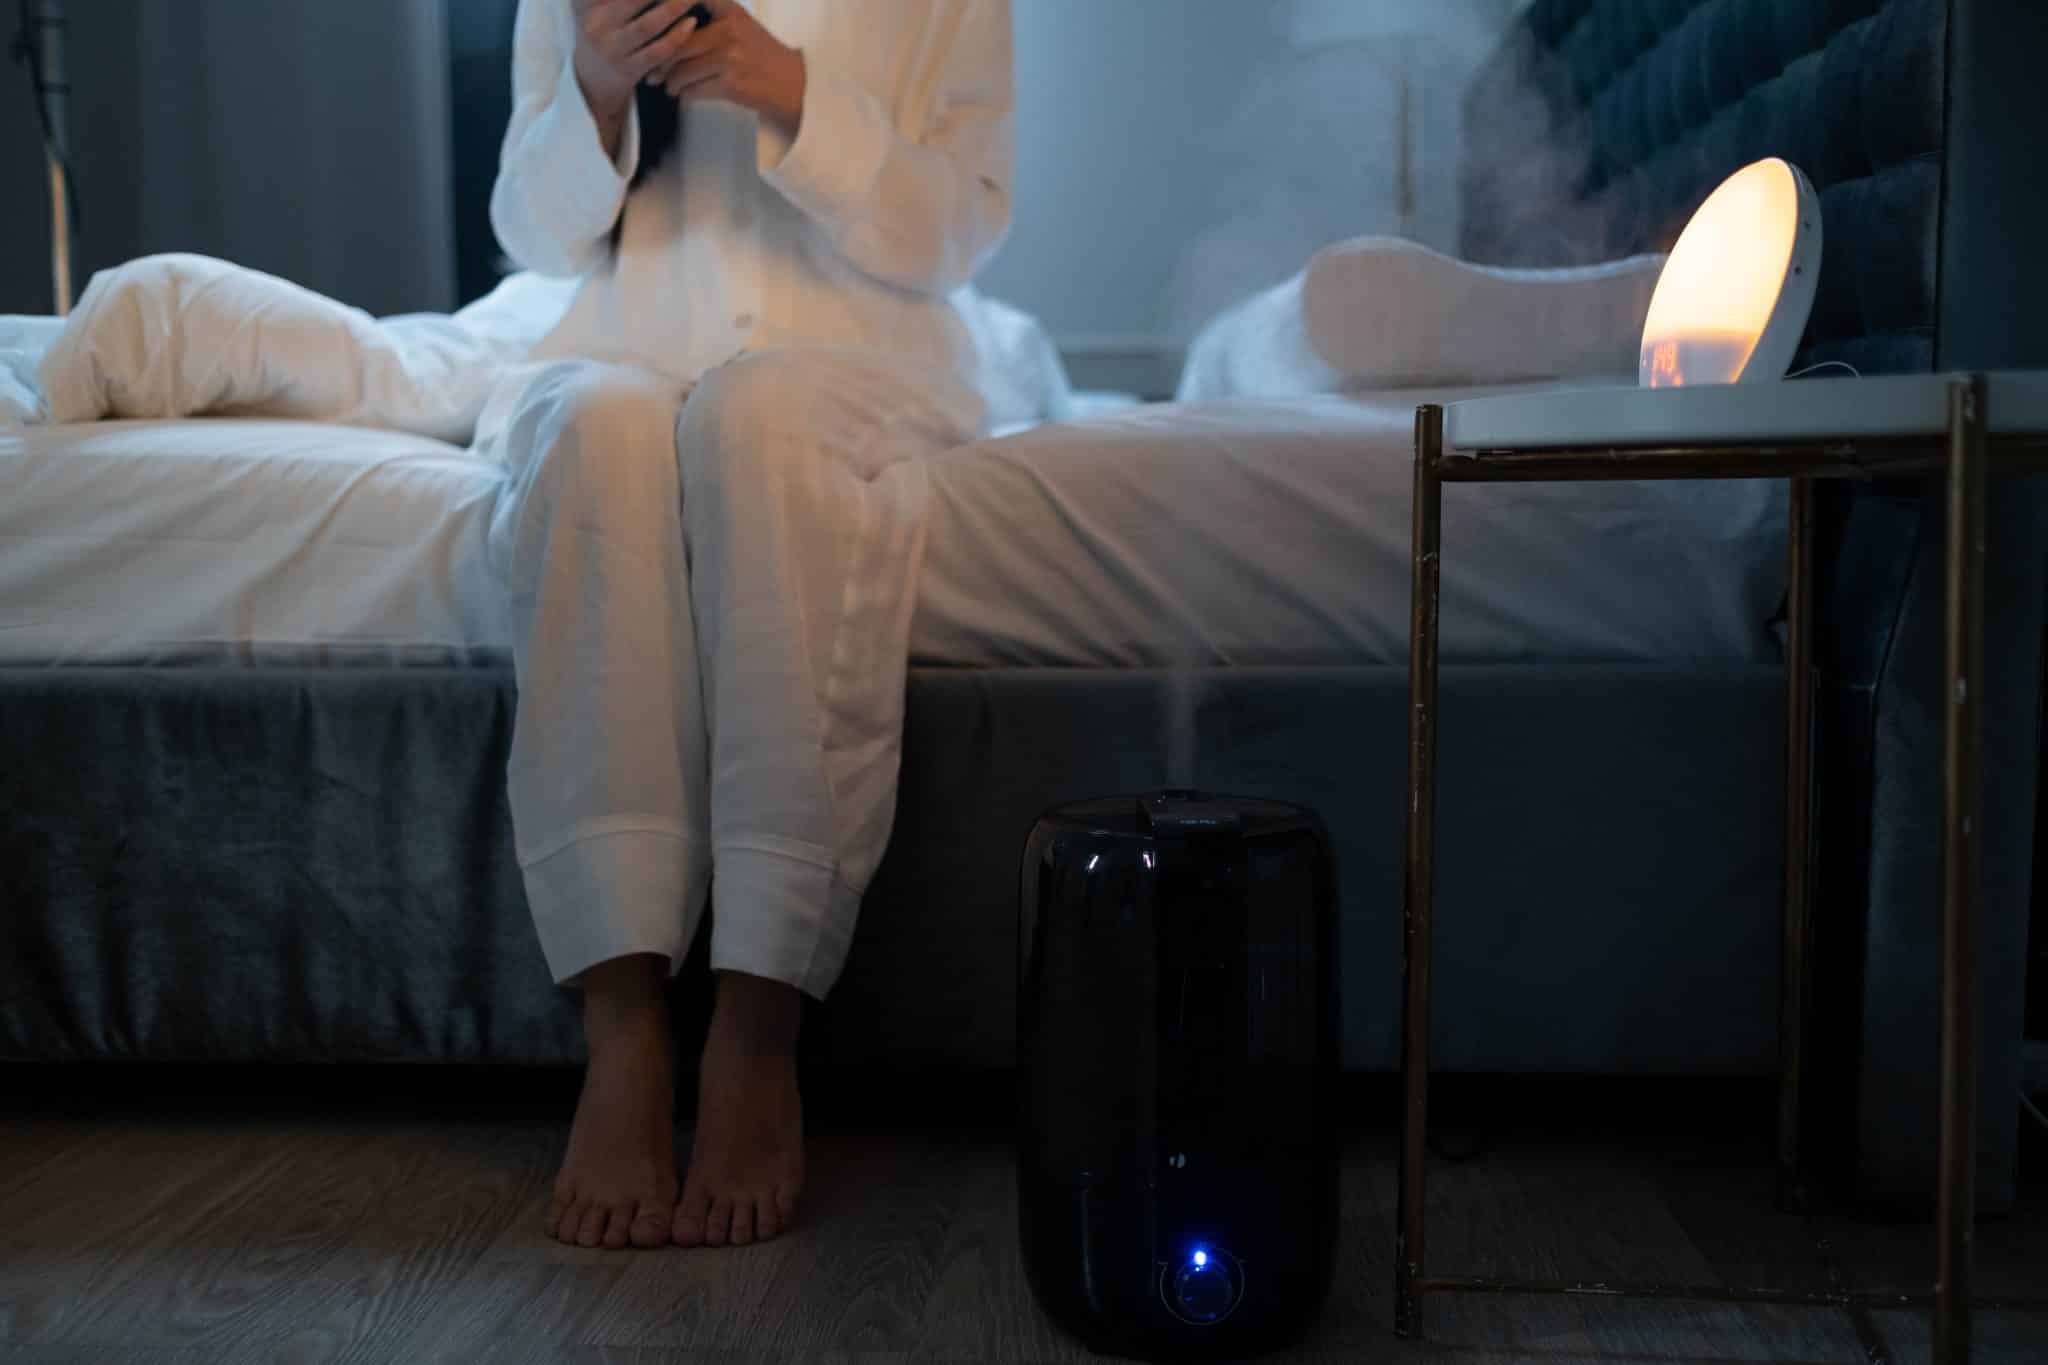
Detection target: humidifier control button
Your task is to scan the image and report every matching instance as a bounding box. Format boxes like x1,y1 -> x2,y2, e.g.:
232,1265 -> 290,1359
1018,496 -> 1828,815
1161,1245 -> 1244,1325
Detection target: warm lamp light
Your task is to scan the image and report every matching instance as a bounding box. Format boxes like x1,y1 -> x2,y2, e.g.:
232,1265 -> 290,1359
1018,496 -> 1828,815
1638,158 -> 1822,388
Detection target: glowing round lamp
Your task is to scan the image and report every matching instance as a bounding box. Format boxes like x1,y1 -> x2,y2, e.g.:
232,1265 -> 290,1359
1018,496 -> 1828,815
1638,158 -> 1822,388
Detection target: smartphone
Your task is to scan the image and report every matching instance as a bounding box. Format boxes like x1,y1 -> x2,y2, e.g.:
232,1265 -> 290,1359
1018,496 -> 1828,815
636,2 -> 715,37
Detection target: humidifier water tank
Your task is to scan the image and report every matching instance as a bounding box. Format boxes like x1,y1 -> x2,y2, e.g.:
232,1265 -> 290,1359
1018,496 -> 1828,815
1017,791 -> 1339,1361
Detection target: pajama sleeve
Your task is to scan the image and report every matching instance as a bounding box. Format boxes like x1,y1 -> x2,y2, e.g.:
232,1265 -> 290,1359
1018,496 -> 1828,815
490,0 -> 644,279
756,0 -> 1015,296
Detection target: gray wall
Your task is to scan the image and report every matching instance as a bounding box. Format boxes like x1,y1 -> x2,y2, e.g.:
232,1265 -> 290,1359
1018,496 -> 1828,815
971,0 -> 1296,390
4,0 -> 1526,375
975,0 -> 1522,395
2,0 -> 453,319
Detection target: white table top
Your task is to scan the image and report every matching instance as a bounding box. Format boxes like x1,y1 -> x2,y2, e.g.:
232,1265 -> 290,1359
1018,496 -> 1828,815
1445,371 -> 2048,453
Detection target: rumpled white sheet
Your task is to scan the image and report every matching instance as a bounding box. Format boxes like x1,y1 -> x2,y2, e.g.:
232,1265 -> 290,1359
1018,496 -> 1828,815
6,254 -> 1078,445
1176,271 -> 1345,403
23,256 -> 573,443
955,287 -> 1072,430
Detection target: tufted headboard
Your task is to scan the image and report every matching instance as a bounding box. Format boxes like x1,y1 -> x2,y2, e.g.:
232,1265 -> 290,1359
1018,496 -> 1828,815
1459,0 -> 2048,379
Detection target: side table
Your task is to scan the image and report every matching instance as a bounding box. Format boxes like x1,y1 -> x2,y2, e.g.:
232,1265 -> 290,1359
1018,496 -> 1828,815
1395,372 -> 2048,1365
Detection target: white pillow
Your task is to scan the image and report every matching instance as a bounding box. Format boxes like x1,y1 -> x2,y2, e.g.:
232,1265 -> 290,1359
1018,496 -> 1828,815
1300,236 -> 1666,387
1177,237 -> 1668,401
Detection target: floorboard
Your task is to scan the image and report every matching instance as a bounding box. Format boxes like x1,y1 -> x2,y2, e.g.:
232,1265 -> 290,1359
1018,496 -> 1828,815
207,1119 -> 558,1365
0,1123 -> 293,1347
0,1076 -> 2041,1364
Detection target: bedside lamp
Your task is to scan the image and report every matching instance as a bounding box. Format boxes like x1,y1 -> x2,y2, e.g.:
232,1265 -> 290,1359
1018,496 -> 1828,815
1639,158 -> 1823,388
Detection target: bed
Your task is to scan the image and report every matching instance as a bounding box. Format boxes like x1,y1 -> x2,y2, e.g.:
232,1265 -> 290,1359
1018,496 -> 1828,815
0,384 -> 1790,1074
3,0 -> 2043,1215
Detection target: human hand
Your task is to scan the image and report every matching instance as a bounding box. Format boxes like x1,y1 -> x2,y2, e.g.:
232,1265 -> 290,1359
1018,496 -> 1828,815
647,0 -> 808,138
570,0 -> 707,114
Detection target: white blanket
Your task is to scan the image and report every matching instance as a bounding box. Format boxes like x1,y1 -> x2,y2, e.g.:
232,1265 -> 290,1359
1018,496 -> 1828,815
1176,273 -> 1345,403
21,255 -> 575,445
6,254 -> 1074,445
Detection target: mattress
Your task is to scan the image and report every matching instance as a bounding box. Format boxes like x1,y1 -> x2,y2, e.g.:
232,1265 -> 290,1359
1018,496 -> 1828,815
0,392 -> 1787,667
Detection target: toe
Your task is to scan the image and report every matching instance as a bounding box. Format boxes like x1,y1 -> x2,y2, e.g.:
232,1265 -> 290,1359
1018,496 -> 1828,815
704,1194 -> 734,1247
551,1197 -> 587,1245
548,1187 -> 574,1237
577,1201 -> 610,1248
753,1191 -> 781,1243
728,1196 -> 756,1247
630,1200 -> 671,1249
672,1187 -> 709,1248
601,1203 -> 633,1249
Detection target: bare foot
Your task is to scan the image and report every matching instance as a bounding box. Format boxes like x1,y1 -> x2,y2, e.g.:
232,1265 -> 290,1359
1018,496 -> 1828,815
673,970 -> 805,1248
548,955 -> 679,1250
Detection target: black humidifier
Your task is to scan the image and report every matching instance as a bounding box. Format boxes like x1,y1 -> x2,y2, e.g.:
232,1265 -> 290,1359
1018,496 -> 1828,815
1017,791 -> 1338,1361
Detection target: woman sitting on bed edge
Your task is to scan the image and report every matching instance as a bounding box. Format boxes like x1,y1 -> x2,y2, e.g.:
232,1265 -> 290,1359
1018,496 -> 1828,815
481,0 -> 1012,1251
14,0 -> 1012,1254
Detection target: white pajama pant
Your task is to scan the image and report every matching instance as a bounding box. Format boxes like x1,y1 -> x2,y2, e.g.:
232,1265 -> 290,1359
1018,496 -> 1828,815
482,348 -> 985,1000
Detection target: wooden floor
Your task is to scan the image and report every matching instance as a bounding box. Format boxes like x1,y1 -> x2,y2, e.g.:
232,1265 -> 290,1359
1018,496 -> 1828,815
2,1070 -> 2044,1364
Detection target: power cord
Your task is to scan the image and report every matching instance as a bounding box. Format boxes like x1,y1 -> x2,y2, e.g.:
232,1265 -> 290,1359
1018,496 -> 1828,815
1786,361 -> 1863,380
11,0 -> 82,234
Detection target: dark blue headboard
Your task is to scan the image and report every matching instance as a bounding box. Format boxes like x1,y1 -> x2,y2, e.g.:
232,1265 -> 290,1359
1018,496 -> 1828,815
1460,0 -> 1946,377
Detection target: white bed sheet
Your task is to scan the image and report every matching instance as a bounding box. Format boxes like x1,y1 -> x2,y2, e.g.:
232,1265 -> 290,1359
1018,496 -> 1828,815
0,419 -> 510,666
911,391 -> 1787,668
0,391 -> 1786,669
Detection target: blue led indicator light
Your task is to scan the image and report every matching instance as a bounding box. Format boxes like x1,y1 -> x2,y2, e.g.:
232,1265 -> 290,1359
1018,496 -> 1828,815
1193,1250 -> 1207,1267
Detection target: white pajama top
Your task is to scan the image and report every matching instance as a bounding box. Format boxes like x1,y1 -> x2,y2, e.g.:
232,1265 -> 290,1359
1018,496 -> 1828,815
490,0 -> 1016,387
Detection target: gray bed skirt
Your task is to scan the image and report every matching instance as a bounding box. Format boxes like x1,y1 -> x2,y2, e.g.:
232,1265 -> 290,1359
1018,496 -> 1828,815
0,662 -> 1785,1073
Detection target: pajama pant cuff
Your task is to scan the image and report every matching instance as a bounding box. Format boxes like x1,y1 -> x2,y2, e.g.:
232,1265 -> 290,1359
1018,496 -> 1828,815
522,827 -> 702,987
708,843 -> 862,1001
